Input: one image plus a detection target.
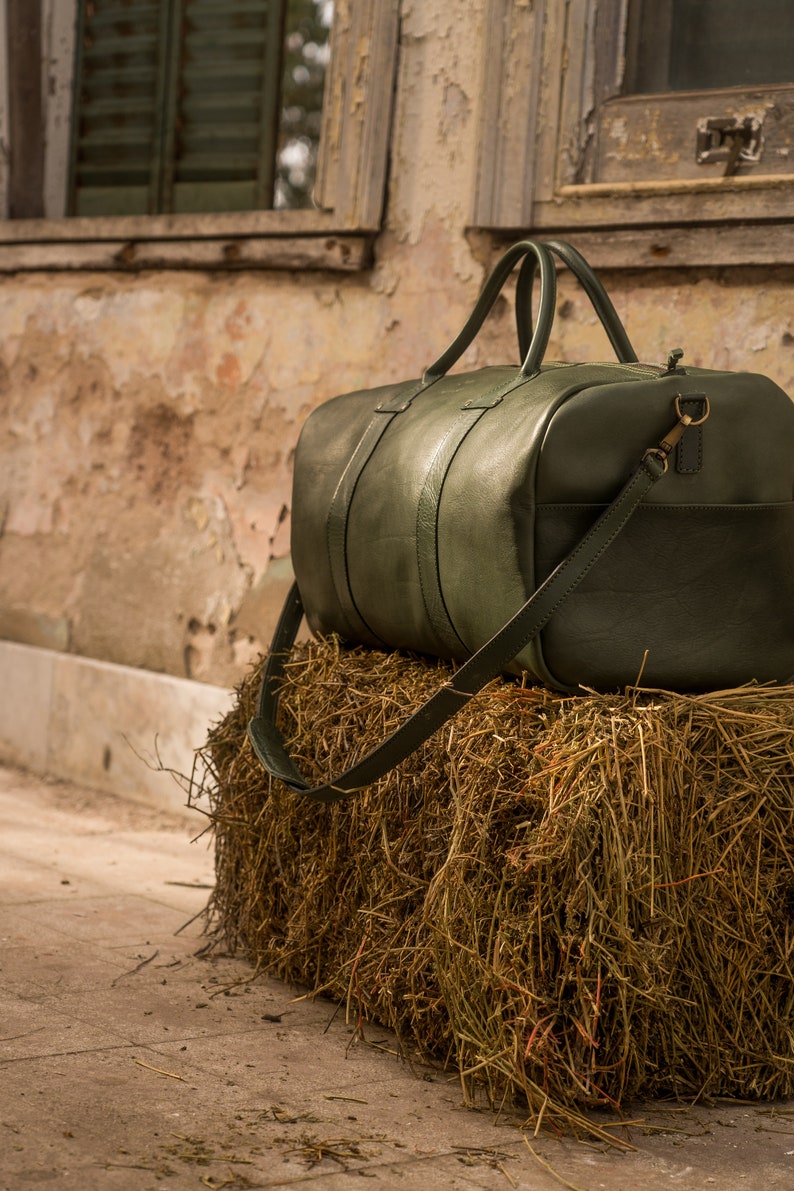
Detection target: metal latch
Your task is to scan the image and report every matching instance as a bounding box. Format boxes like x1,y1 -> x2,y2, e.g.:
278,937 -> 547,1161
696,117 -> 762,175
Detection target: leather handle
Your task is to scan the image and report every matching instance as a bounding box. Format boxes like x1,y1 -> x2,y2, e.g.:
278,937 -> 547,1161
248,449 -> 668,803
515,240 -> 638,365
423,240 -> 557,383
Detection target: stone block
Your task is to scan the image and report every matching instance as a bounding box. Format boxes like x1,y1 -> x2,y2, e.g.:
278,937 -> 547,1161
0,640 -> 54,772
0,641 -> 233,817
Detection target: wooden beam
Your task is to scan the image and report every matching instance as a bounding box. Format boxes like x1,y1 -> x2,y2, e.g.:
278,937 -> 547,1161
314,0 -> 400,230
0,207 -> 342,244
483,222 -> 794,269
0,232 -> 372,273
472,0 -> 545,228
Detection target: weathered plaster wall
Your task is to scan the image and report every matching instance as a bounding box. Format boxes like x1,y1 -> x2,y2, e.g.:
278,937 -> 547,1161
1,0 -> 792,687
0,267 -> 465,685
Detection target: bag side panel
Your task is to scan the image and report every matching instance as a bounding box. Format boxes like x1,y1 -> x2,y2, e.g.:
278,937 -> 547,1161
526,368 -> 794,688
533,503 -> 794,689
534,369 -> 794,506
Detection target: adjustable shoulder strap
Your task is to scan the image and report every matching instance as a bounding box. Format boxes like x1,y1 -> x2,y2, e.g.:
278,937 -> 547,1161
247,444 -> 671,803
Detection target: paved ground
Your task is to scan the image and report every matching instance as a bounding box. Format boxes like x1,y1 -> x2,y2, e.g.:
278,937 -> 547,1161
1,763 -> 793,1190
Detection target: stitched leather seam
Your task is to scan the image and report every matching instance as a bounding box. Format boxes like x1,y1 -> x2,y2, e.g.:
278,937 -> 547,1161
464,368 -> 524,406
415,414 -> 475,655
677,428 -> 702,474
326,415 -> 393,645
677,398 -> 706,474
538,503 -> 792,512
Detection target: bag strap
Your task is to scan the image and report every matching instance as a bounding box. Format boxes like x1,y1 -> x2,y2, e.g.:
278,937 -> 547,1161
424,239 -> 557,382
515,240 -> 638,365
248,421 -> 686,802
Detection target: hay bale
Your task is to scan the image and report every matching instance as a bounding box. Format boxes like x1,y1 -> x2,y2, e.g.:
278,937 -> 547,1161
199,639 -> 794,1136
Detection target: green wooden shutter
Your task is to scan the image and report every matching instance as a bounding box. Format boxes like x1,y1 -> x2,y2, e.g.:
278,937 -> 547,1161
69,0 -> 285,216
164,0 -> 286,213
69,1 -> 172,216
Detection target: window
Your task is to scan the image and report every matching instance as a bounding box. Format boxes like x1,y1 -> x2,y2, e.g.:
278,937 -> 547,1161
594,0 -> 794,187
0,0 -> 399,271
625,0 -> 793,95
69,0 -> 290,218
474,0 -> 794,267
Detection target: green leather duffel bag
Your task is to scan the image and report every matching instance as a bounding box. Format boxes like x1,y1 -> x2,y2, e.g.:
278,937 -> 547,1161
249,239 -> 794,800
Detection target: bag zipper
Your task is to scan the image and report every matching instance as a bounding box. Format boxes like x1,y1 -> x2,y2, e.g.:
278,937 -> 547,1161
542,360 -> 665,377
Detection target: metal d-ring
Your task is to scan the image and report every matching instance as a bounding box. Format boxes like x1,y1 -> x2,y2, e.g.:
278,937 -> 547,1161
674,393 -> 710,425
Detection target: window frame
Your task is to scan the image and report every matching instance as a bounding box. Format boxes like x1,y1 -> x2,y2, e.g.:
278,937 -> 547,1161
473,0 -> 794,268
0,0 -> 399,273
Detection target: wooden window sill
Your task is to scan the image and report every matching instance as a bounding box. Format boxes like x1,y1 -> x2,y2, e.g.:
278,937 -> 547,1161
0,212 -> 373,272
477,220 -> 794,270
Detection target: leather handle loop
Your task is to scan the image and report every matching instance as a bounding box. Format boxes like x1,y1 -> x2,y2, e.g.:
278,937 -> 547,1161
247,451 -> 667,803
515,240 -> 638,365
423,240 -> 557,383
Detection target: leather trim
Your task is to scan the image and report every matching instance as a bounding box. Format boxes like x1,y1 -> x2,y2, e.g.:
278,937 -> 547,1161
326,412 -> 394,646
325,378 -> 437,646
676,396 -> 708,474
416,407 -> 488,654
417,371 -> 537,655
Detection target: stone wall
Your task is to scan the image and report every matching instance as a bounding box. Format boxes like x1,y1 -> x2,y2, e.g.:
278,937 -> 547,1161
1,0 -> 792,688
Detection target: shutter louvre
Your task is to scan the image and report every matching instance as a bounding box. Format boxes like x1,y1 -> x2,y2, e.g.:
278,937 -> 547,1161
167,0 -> 285,213
69,0 -> 285,216
69,0 -> 172,215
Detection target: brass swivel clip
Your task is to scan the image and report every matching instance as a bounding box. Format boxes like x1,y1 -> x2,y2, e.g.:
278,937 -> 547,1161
644,393 -> 710,474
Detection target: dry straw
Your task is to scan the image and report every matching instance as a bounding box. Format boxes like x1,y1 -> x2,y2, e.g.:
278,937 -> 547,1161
197,639 -> 794,1137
